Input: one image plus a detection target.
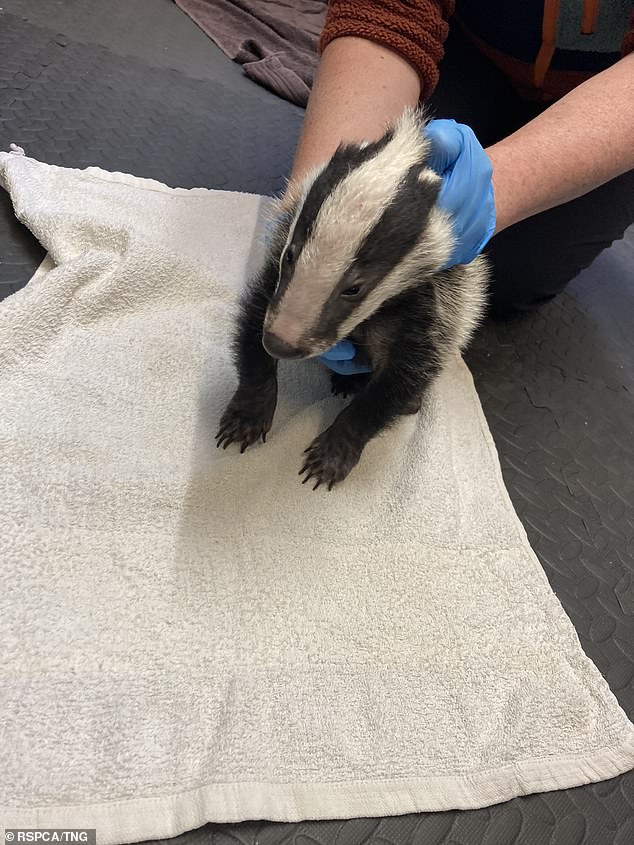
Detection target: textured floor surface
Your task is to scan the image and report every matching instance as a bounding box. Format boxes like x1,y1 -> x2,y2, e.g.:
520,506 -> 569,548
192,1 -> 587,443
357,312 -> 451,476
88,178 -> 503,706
1,2 -> 633,844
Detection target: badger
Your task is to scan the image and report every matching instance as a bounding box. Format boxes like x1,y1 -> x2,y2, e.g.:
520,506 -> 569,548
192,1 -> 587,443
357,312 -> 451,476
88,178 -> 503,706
216,108 -> 489,490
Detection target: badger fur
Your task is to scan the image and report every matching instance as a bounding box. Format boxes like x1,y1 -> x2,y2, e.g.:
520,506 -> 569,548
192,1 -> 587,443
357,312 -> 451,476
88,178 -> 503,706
216,108 -> 489,489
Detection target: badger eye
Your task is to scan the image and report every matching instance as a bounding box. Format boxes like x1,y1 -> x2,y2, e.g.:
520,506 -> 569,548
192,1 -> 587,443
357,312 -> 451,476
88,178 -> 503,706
284,246 -> 295,265
342,285 -> 361,297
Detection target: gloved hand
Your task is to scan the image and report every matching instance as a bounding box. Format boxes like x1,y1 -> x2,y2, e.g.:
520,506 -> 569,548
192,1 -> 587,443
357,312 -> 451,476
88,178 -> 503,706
318,340 -> 372,375
425,118 -> 496,268
318,118 -> 496,374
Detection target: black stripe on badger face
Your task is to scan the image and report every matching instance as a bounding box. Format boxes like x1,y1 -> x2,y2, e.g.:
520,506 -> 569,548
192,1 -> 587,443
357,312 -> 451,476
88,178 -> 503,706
297,131 -> 396,246
313,162 -> 441,343
273,130 -> 395,303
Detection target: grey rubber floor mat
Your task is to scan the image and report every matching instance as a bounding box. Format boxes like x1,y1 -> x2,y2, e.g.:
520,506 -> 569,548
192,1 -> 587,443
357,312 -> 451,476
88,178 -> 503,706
1,2 -> 633,843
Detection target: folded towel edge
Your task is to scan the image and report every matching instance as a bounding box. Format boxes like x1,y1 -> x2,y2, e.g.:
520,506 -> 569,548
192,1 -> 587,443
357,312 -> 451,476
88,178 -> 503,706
3,727 -> 634,843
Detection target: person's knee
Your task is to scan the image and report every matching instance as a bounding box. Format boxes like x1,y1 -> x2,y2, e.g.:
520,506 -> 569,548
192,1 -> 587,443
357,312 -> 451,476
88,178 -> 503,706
485,224 -> 625,316
485,236 -> 573,317
485,170 -> 634,318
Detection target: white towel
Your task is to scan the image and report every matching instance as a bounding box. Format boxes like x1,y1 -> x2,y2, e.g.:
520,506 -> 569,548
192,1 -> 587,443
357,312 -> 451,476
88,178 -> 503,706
1,151 -> 633,845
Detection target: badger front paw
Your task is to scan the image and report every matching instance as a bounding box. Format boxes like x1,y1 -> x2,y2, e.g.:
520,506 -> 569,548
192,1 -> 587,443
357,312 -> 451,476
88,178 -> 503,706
299,425 -> 363,490
216,379 -> 277,453
330,371 -> 371,399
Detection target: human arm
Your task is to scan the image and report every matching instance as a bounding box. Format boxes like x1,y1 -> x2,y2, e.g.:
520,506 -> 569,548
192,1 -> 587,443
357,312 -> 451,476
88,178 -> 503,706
288,36 -> 421,190
288,0 -> 455,189
487,51 -> 634,234
288,10 -> 634,372
292,43 -> 634,238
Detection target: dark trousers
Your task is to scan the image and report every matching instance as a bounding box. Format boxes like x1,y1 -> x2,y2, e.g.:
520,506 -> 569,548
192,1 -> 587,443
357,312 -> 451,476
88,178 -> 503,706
428,28 -> 634,316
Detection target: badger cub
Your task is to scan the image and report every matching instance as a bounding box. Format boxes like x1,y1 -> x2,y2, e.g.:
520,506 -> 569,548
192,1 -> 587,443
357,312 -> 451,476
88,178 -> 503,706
216,108 -> 488,490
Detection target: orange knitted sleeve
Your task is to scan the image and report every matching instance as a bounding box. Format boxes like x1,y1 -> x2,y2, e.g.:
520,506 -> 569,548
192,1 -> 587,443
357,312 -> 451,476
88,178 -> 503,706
319,1 -> 455,100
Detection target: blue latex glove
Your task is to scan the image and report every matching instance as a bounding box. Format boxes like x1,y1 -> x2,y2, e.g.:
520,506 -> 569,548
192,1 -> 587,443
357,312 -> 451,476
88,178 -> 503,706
425,118 -> 496,269
318,340 -> 372,375
318,118 -> 496,374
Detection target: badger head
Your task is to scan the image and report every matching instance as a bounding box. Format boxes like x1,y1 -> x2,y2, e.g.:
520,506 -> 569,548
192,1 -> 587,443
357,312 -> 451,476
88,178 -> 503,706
262,108 -> 454,361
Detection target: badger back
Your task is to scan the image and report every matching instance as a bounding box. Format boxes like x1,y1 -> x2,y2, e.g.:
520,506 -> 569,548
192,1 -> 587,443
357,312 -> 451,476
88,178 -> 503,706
263,109 -> 454,360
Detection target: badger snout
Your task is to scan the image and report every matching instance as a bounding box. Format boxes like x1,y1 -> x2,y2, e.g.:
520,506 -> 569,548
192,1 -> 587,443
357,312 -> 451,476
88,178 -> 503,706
262,330 -> 306,360
263,305 -> 311,359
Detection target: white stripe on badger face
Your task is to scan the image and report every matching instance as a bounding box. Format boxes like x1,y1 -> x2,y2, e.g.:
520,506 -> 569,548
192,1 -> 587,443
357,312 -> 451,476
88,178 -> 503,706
267,112 -> 430,349
336,203 -> 453,340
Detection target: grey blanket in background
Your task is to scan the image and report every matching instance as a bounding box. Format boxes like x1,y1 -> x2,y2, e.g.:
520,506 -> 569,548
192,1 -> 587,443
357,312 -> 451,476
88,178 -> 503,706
174,0 -> 326,105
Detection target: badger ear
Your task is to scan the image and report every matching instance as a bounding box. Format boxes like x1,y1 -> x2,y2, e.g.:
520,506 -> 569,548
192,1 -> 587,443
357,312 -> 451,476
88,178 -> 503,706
418,167 -> 442,190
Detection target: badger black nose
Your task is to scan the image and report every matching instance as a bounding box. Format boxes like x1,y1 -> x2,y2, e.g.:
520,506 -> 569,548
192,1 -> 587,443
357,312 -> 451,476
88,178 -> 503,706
262,331 -> 304,359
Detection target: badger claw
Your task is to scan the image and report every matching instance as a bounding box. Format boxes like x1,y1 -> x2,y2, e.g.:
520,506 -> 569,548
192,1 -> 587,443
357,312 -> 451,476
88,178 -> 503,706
215,380 -> 277,454
299,425 -> 363,491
